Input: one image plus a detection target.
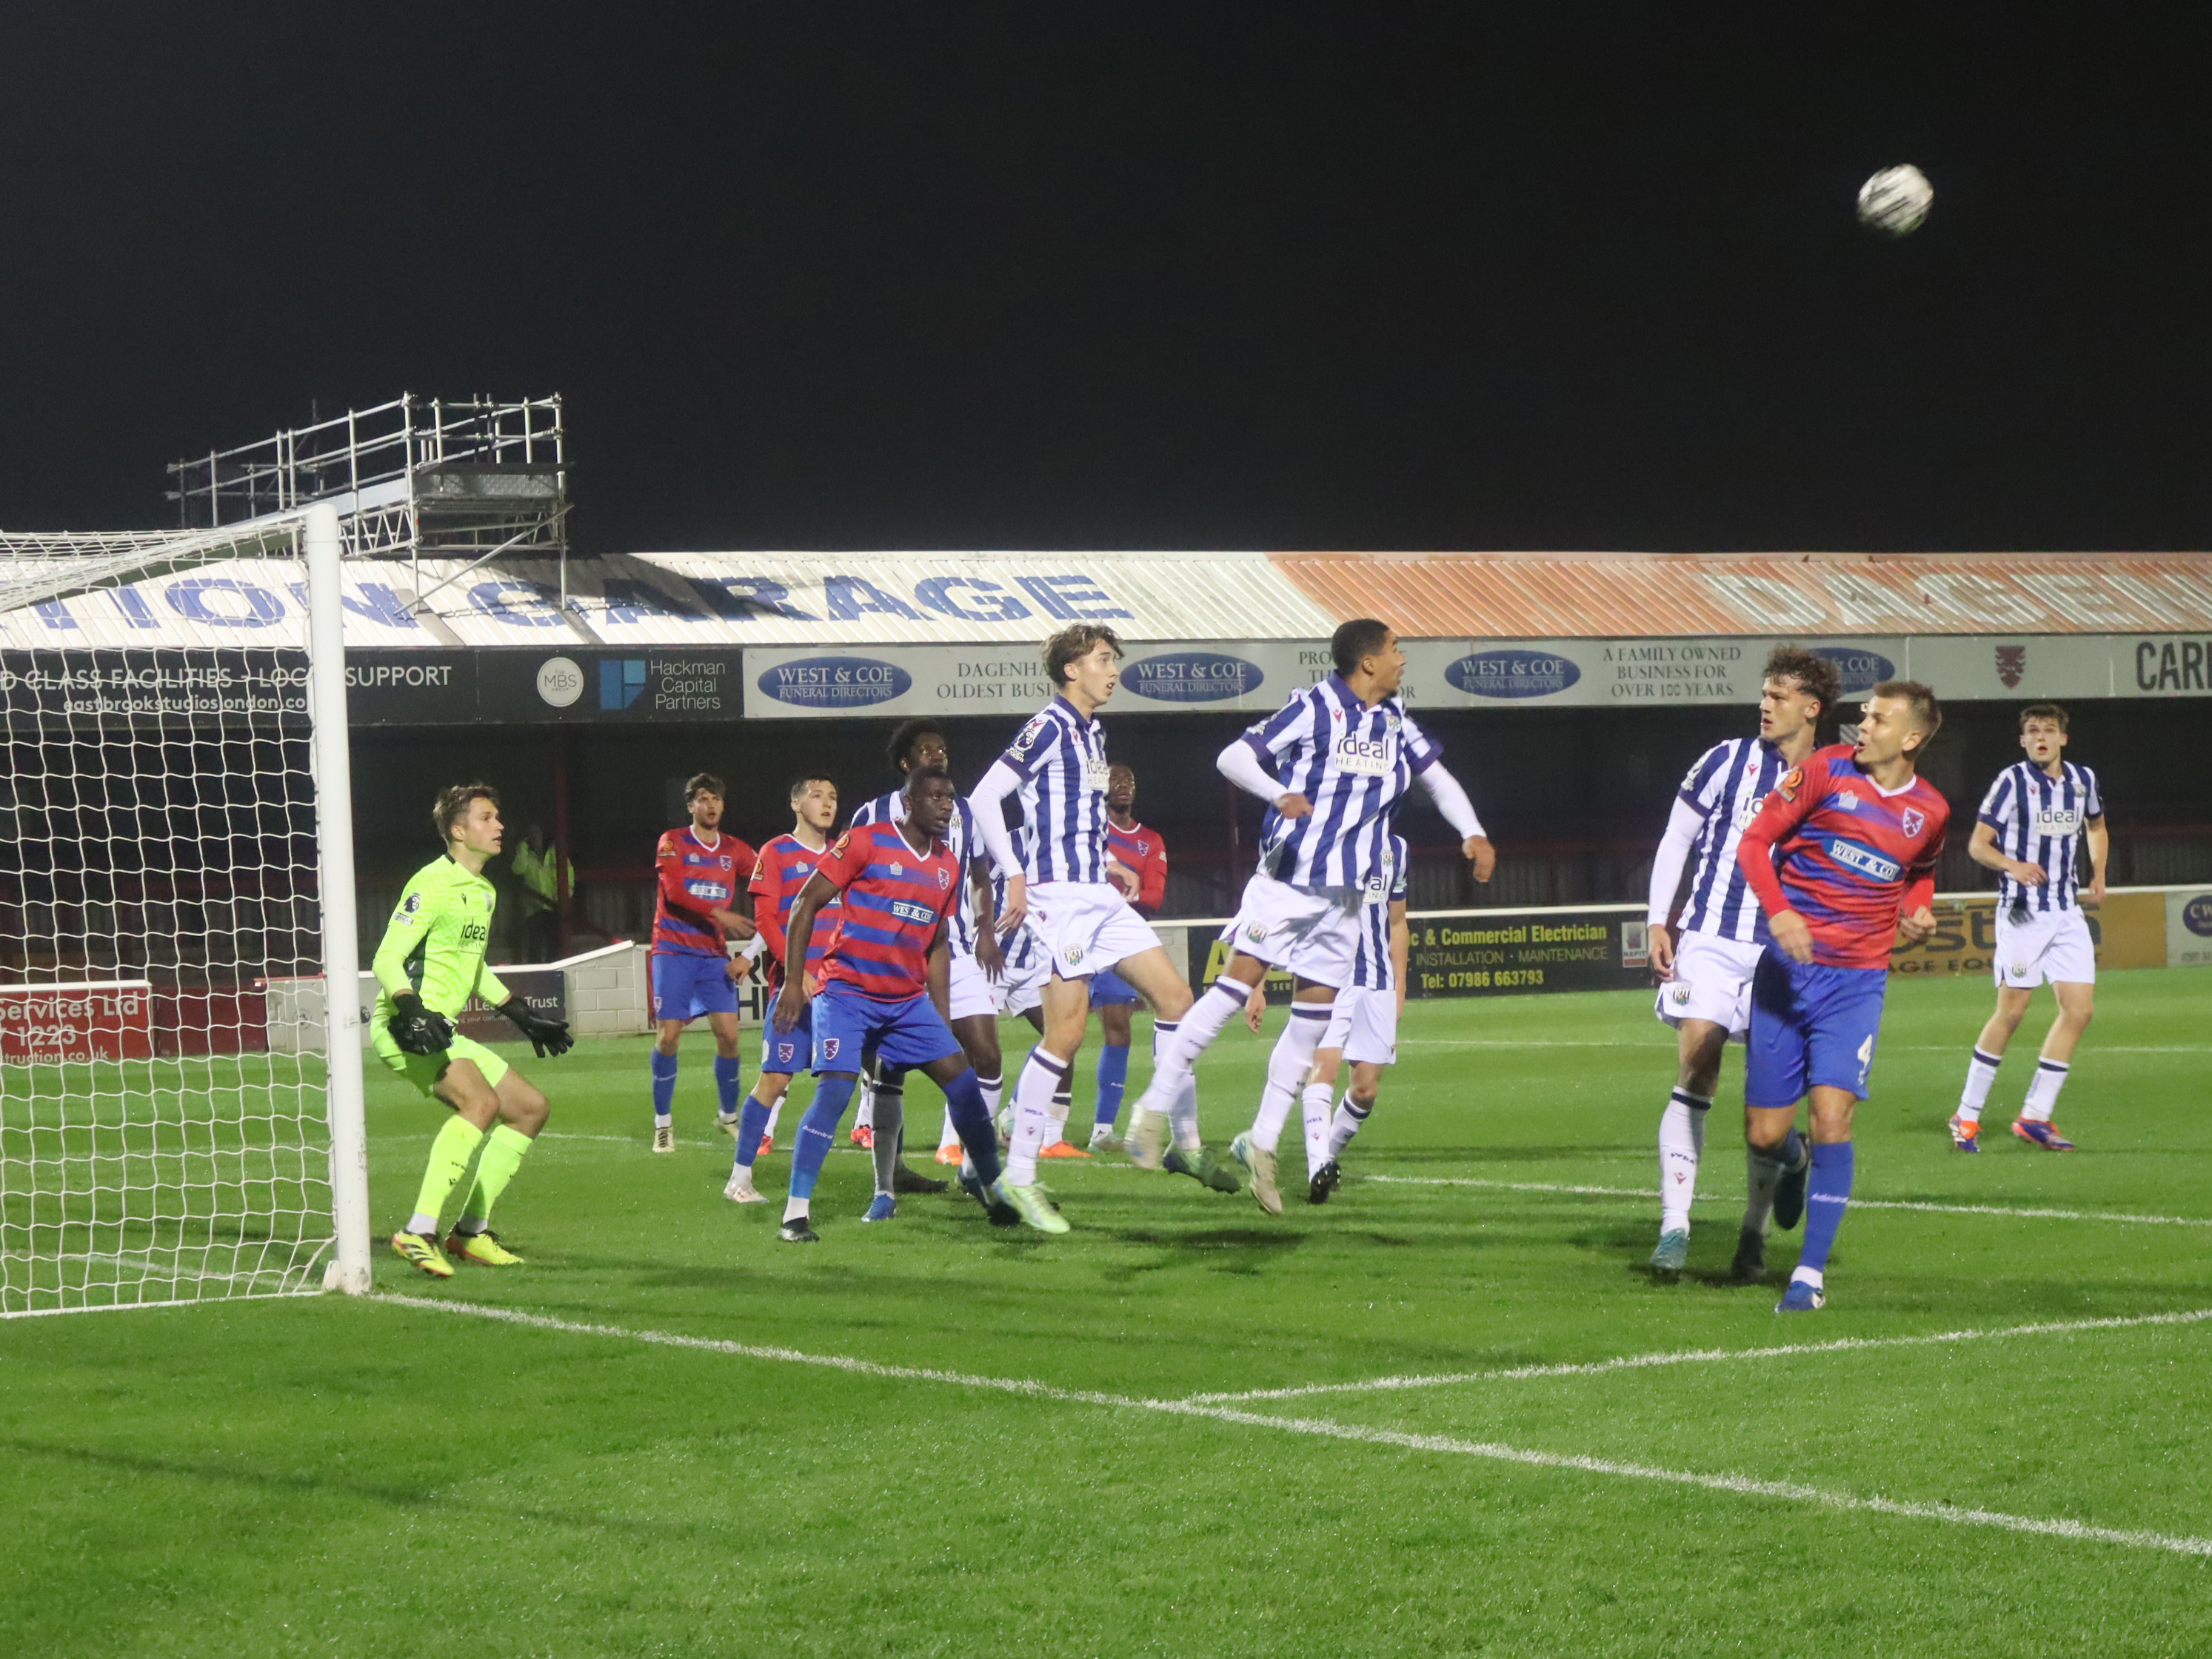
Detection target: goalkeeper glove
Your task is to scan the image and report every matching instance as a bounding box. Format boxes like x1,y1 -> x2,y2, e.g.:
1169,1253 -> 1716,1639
388,992 -> 454,1056
500,998 -> 572,1058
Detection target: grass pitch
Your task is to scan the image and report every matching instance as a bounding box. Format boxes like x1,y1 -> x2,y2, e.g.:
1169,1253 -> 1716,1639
4,969 -> 2208,1655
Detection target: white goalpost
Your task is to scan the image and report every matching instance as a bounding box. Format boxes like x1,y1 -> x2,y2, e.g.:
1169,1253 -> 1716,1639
0,502 -> 370,1315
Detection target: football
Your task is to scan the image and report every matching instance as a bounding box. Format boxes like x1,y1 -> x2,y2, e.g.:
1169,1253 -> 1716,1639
1857,164 -> 1933,235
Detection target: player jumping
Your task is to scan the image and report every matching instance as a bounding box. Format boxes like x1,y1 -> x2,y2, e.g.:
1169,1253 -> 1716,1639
768,767 -> 1013,1238
849,719 -> 1001,1181
1123,619 -> 1491,1183
1952,703 -> 2107,1152
1232,826 -> 1409,1212
971,624 -> 1204,1231
1737,681 -> 1948,1312
378,784 -> 573,1278
1643,647 -> 1840,1279
724,774 -> 840,1204
647,774 -> 756,1153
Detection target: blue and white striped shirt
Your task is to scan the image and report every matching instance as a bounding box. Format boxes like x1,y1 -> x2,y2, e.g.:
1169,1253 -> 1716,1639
1349,832 -> 1409,992
850,789 -> 983,954
1000,696 -> 1110,885
992,826 -> 1043,978
1978,761 -> 2103,913
1244,675 -> 1442,892
1675,738 -> 1791,944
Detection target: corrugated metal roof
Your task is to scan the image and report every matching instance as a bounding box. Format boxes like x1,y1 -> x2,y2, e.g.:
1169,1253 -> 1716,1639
1270,552 -> 2212,637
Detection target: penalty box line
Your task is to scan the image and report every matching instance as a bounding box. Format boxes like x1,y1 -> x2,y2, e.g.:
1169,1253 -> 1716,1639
377,1293 -> 2212,1560
1184,1306 -> 2212,1403
1366,1173 -> 2212,1229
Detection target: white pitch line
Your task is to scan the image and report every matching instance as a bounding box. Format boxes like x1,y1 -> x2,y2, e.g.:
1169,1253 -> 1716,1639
1364,1173 -> 2212,1228
1183,1306 -> 2212,1403
375,1294 -> 2212,1559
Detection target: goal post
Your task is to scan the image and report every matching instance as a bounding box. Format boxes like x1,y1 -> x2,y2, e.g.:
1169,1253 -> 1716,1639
0,506 -> 370,1315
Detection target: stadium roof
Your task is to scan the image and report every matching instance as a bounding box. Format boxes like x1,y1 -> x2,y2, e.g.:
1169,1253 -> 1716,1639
3,546 -> 2209,650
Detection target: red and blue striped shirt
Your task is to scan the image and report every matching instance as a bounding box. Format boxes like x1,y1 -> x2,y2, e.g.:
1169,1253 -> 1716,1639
652,827 -> 755,958
812,821 -> 960,1000
747,833 -> 840,987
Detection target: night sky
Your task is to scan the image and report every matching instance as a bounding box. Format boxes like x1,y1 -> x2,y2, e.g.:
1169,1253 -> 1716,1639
3,7 -> 2208,555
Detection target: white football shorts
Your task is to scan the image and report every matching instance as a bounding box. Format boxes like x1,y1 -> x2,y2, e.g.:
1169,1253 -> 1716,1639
1223,873 -> 1361,990
1026,880 -> 1163,983
1320,984 -> 1400,1066
1994,905 -> 2095,989
947,947 -> 997,1023
1653,929 -> 1764,1042
996,926 -> 1049,1018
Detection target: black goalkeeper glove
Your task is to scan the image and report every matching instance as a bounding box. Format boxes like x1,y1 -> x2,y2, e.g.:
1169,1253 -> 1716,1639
388,992 -> 454,1057
500,998 -> 572,1058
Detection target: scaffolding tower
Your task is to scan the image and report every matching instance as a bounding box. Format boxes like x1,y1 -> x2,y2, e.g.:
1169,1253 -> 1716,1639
165,394 -> 569,609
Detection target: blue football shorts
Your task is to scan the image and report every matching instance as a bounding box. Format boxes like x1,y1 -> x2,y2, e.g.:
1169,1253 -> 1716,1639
1745,949 -> 1888,1106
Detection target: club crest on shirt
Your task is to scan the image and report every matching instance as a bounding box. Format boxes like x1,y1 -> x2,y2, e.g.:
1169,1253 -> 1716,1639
821,1037 -> 841,1061
936,868 -> 951,889
1063,944 -> 1086,967
1670,983 -> 1691,1005
1902,807 -> 1927,838
1245,921 -> 1267,942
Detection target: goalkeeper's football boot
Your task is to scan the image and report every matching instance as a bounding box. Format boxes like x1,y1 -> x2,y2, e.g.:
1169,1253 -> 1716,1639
1124,1109 -> 1169,1170
2011,1118 -> 2076,1151
1772,1131 -> 1811,1231
1307,1158 -> 1343,1206
863,1194 -> 898,1224
850,1124 -> 875,1151
1731,1226 -> 1766,1281
1165,1145 -> 1243,1194
1775,1278 -> 1827,1313
444,1229 -> 524,1266
992,1178 -> 1072,1235
1947,1112 -> 1981,1152
1229,1131 -> 1281,1215
390,1230 -> 453,1279
651,1125 -> 676,1155
959,1166 -> 1022,1226
778,1216 -> 821,1244
1647,1228 -> 1688,1279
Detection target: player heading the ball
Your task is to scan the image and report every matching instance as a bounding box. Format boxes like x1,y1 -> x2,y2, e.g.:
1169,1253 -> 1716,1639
1123,618 -> 1492,1192
1952,704 -> 2108,1153
971,624 -> 1206,1229
1737,682 -> 1949,1313
376,784 -> 572,1279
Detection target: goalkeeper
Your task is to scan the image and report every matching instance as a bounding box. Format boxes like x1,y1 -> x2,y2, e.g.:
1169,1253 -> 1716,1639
376,784 -> 572,1279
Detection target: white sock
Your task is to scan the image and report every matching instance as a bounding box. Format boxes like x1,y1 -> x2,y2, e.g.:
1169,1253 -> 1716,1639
938,1104 -> 959,1149
1006,1048 -> 1071,1184
763,1100 -> 783,1138
1658,1089 -> 1711,1232
1300,1081 -> 1334,1172
2021,1058 -> 2070,1121
782,1195 -> 809,1223
407,1209 -> 438,1235
1957,1048 -> 2002,1122
1328,1095 -> 1371,1159
654,1112 -> 672,1129
855,1078 -> 875,1131
1249,1071 -> 1297,1154
975,1074 -> 1003,1146
1132,981 -> 1252,1121
1149,1018 -> 1208,1151
1260,1004 -> 1331,1161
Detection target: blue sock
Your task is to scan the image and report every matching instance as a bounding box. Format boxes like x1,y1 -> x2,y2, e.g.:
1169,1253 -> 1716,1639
1094,1044 -> 1130,1129
713,1055 -> 742,1118
1797,1141 -> 1855,1275
651,1049 -> 678,1118
943,1068 -> 1003,1186
733,1094 -> 772,1169
789,1075 -> 858,1201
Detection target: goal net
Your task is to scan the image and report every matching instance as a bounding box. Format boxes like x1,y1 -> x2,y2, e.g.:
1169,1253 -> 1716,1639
0,511 -> 368,1316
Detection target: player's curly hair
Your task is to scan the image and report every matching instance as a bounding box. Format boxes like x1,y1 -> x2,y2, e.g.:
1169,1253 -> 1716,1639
432,784 -> 498,846
886,718 -> 946,772
1762,646 -> 1842,723
1044,624 -> 1124,687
